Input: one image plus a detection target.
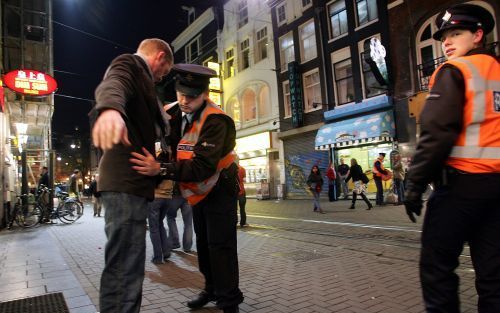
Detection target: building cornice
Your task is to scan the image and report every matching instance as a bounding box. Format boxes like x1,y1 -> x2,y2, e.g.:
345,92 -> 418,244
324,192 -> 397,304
172,8 -> 215,52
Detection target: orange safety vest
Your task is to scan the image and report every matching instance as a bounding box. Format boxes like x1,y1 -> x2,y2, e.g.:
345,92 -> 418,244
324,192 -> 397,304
176,102 -> 236,205
429,55 -> 500,173
372,158 -> 385,177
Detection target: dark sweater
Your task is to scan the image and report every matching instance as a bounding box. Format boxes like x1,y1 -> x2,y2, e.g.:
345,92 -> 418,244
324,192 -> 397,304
345,164 -> 364,182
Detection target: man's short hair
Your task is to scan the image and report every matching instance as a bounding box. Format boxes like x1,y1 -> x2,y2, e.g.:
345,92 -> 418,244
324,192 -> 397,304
137,38 -> 173,64
74,169 -> 80,174
42,166 -> 48,170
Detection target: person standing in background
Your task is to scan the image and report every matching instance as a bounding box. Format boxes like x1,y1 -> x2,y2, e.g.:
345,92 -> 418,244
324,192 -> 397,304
68,169 -> 80,200
392,154 -> 405,205
372,153 -> 389,205
89,174 -> 102,217
326,163 -> 337,202
337,158 -> 350,199
166,184 -> 193,253
237,164 -> 248,227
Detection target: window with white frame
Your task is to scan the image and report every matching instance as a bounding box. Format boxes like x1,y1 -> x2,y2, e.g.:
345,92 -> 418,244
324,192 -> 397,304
279,32 -> 295,72
240,39 -> 250,70
328,0 -> 348,39
242,88 -> 256,122
185,37 -> 200,63
226,97 -> 241,128
225,48 -> 235,78
299,19 -> 317,62
302,0 -> 312,9
331,47 -> 354,105
303,68 -> 322,112
238,0 -> 248,28
356,0 -> 378,26
255,27 -> 268,63
283,81 -> 292,118
258,85 -> 270,118
359,36 -> 385,98
277,3 -> 287,25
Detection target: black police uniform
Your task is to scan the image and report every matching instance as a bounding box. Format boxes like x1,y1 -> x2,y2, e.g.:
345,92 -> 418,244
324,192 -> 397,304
160,64 -> 243,312
404,4 -> 500,312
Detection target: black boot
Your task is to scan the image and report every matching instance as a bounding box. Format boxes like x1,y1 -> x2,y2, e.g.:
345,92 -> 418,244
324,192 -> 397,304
349,192 -> 357,209
187,291 -> 215,309
361,193 -> 373,210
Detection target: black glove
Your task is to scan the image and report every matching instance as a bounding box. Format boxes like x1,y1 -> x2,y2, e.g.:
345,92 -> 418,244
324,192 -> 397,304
404,190 -> 423,223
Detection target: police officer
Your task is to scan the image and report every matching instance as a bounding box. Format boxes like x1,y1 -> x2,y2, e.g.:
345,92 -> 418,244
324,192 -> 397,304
130,63 -> 243,313
404,4 -> 500,312
372,152 -> 389,205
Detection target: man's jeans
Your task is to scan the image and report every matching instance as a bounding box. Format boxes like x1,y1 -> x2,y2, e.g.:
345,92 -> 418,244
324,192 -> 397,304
166,195 -> 193,251
148,198 -> 171,262
340,175 -> 349,197
99,192 -> 148,313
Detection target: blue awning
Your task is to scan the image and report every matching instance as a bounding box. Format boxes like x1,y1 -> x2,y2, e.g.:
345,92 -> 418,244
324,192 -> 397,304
315,110 -> 395,150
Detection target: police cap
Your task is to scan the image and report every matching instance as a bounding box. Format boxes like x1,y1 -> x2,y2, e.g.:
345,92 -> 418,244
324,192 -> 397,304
173,63 -> 217,97
433,4 -> 495,40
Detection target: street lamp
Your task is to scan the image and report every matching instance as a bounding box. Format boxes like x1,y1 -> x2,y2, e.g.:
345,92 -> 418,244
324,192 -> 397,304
70,143 -> 76,149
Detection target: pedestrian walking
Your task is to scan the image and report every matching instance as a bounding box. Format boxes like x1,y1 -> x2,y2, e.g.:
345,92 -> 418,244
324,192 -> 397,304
337,158 -> 350,199
130,63 -> 243,313
326,163 -> 337,201
392,154 -> 405,205
345,158 -> 373,210
237,164 -> 248,227
166,184 -> 193,252
404,4 -> 500,312
307,165 -> 325,214
68,169 -> 80,200
91,38 -> 173,313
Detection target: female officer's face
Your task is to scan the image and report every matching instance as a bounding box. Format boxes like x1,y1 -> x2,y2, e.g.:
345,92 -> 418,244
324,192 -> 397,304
441,28 -> 483,60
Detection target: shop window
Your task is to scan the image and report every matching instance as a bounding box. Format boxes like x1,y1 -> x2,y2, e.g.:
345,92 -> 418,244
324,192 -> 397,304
225,48 -> 235,78
258,85 -> 270,119
255,27 -> 268,63
328,0 -> 348,40
303,69 -> 322,112
238,0 -> 248,28
283,81 -> 292,118
299,19 -> 317,63
279,32 -> 295,72
277,3 -> 287,25
242,88 -> 256,122
356,0 -> 378,27
240,39 -> 250,70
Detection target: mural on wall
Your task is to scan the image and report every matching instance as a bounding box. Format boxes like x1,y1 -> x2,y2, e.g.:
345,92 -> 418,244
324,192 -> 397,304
285,151 -> 329,198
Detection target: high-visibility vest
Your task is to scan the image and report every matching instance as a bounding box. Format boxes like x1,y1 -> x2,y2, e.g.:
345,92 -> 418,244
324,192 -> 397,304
372,158 -> 385,177
429,55 -> 500,173
176,101 -> 236,205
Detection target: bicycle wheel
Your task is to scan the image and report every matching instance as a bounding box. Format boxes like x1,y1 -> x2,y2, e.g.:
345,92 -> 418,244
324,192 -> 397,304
15,203 -> 43,228
58,201 -> 83,224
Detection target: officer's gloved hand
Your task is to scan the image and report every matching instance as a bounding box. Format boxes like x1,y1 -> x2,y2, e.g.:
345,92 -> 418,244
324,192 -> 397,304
403,190 -> 423,223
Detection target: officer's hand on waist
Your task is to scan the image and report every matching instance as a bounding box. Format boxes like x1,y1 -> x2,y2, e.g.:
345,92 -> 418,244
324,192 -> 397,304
130,147 -> 161,176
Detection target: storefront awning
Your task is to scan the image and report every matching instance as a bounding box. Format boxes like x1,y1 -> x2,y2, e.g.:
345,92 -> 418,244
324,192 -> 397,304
315,110 -> 395,150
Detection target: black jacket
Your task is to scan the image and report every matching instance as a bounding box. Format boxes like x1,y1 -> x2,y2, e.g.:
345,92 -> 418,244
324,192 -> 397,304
94,54 -> 166,200
346,164 -> 364,182
162,101 -> 236,182
406,48 -> 497,193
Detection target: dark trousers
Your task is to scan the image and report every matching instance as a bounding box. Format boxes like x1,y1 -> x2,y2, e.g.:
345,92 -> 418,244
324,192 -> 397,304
374,177 -> 383,204
420,173 -> 500,313
193,168 -> 244,309
238,194 -> 247,226
328,182 -> 337,201
99,192 -> 148,313
352,191 -> 371,208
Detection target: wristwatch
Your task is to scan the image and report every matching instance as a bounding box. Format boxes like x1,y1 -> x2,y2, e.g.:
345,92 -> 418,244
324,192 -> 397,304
159,163 -> 168,177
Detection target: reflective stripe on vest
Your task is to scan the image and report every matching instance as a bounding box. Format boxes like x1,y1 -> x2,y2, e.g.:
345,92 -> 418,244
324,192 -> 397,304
429,55 -> 500,173
176,101 -> 236,205
372,158 -> 385,177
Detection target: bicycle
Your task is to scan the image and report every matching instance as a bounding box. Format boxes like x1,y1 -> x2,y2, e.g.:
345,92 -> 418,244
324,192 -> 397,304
38,186 -> 84,224
7,193 -> 43,230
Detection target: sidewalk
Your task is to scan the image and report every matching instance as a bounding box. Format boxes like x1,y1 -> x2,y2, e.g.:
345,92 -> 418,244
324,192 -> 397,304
0,199 -> 478,313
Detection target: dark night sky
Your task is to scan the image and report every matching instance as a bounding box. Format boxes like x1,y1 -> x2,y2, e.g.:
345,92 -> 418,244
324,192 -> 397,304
51,0 -> 214,137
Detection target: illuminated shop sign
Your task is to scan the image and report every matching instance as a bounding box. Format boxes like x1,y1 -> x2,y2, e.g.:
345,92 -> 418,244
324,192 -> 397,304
3,70 -> 58,96
207,62 -> 221,91
235,132 -> 271,154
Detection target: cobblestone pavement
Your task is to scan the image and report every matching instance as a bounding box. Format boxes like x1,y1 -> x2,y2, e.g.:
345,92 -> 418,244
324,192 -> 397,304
0,198 -> 478,313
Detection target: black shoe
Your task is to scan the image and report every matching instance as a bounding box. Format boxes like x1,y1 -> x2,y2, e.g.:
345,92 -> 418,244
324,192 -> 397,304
187,291 -> 215,309
223,306 -> 240,313
151,258 -> 163,265
348,205 -> 355,209
367,204 -> 373,210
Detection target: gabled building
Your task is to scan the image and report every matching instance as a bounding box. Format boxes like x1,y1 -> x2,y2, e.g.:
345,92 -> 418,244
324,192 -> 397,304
269,0 -> 393,198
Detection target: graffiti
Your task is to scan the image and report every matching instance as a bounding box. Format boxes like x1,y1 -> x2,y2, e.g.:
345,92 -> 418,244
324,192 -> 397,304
285,151 -> 329,197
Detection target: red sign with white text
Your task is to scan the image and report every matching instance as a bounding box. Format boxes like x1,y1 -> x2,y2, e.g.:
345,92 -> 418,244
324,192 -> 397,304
3,70 -> 57,96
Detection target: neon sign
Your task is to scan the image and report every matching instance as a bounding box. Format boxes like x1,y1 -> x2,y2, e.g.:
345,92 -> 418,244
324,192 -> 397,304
3,70 -> 58,96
